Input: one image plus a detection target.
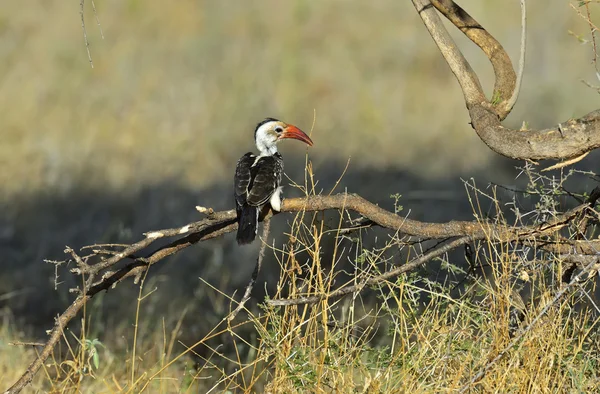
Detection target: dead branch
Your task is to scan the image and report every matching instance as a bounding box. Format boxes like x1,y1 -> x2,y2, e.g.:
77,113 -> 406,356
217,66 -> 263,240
4,297 -> 89,394
413,0 -> 600,161
4,192 -> 598,393
8,342 -> 45,347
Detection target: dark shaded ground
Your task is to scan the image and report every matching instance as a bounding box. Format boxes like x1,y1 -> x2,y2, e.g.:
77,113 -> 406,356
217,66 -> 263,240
1,155 -> 599,360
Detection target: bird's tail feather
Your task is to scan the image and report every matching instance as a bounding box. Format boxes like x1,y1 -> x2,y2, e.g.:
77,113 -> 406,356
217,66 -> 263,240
236,206 -> 259,245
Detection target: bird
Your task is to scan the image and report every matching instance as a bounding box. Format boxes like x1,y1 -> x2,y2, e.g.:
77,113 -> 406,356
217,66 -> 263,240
234,118 -> 313,245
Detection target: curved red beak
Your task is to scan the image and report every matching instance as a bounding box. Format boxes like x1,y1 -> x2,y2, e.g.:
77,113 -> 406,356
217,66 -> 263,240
280,125 -> 313,146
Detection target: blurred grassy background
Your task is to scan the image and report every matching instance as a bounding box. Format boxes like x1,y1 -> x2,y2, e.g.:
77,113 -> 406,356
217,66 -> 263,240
1,0 -> 599,389
0,0 -> 598,200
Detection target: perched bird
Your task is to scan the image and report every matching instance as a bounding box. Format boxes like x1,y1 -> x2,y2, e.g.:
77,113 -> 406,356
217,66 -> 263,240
234,118 -> 313,245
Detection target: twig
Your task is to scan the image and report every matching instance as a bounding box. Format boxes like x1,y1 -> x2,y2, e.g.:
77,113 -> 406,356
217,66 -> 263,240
541,151 -> 590,172
574,186 -> 600,240
81,243 -> 131,250
91,0 -> 104,40
79,0 -> 93,68
4,296 -> 89,394
506,0 -> 527,112
585,0 -> 598,73
459,255 -> 600,392
227,219 -> 271,321
8,342 -> 45,347
581,78 -> 600,93
570,0 -> 599,73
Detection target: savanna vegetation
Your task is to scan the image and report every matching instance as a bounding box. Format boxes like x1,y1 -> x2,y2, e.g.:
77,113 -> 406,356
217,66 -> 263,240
1,1 -> 600,393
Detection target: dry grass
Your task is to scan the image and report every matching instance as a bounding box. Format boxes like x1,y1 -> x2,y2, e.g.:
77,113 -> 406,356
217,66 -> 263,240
2,1 -> 600,393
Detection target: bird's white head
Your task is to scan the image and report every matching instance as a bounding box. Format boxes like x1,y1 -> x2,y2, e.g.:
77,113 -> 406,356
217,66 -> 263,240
254,118 -> 313,156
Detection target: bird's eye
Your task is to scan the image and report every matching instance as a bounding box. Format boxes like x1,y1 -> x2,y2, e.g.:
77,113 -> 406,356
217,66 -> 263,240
275,126 -> 283,133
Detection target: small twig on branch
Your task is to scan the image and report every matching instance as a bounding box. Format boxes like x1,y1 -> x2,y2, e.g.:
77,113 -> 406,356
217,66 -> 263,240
574,186 -> 600,240
81,243 -> 131,250
506,0 -> 527,113
541,151 -> 590,172
79,0 -> 93,68
8,342 -> 45,347
66,247 -> 88,271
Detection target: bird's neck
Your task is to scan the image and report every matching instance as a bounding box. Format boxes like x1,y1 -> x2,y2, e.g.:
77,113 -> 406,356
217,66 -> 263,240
256,140 -> 277,156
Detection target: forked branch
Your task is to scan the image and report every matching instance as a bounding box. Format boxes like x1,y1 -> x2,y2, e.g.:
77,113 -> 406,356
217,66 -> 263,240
413,0 -> 600,162
430,0 -> 517,117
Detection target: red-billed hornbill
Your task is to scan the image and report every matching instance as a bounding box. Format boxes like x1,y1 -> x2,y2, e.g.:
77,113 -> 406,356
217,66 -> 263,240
234,118 -> 313,245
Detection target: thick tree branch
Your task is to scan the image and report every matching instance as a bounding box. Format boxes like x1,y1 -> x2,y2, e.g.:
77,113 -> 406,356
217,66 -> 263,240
413,0 -> 600,161
506,0 -> 527,113
412,0 -> 486,107
430,0 -> 517,118
470,107 -> 600,161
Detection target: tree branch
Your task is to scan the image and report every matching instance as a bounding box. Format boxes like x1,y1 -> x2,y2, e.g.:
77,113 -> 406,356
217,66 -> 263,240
470,107 -> 600,161
430,0 -> 517,118
506,0 -> 527,113
227,218 -> 271,321
413,0 -> 600,162
412,0 -> 486,107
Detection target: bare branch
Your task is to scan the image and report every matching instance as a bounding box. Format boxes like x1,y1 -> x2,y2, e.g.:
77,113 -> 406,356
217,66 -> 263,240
429,0 -> 517,118
7,342 -> 45,347
4,297 -> 88,394
79,0 -> 93,68
91,0 -> 104,40
470,106 -> 600,161
411,0 -> 486,107
506,0 -> 527,113
413,0 -> 600,162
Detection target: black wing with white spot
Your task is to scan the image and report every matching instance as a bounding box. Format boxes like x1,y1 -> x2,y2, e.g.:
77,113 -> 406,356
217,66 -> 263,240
246,153 -> 284,207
